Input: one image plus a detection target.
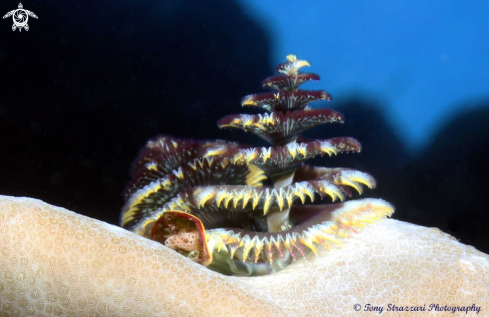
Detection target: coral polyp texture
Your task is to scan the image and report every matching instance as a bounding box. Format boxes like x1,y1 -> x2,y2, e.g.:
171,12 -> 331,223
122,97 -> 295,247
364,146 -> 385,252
120,55 -> 395,275
1,197 -> 489,316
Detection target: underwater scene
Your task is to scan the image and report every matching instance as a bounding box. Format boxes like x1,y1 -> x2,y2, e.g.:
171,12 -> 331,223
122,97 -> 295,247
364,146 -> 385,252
0,0 -> 488,316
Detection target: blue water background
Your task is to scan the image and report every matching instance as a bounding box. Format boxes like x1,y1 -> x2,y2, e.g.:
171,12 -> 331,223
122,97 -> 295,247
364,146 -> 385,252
246,0 -> 489,151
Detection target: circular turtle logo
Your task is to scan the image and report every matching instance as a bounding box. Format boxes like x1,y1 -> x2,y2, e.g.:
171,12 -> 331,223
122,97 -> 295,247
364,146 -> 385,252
3,3 -> 38,32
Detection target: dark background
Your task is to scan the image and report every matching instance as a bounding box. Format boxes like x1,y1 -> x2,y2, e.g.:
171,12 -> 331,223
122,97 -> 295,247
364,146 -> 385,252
1,0 -> 488,254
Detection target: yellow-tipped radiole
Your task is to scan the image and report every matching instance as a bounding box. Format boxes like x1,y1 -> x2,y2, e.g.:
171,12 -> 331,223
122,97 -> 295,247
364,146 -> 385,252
121,55 -> 395,276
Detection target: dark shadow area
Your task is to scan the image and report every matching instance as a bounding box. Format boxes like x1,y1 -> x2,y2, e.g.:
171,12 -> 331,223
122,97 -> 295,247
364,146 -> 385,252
403,101 -> 489,254
308,96 -> 489,254
0,0 -> 272,224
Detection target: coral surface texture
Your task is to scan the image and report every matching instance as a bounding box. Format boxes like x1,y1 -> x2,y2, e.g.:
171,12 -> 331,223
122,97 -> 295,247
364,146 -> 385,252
0,196 -> 487,316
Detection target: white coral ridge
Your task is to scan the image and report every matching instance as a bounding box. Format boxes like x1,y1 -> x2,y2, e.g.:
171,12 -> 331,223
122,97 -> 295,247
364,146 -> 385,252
0,195 -> 488,316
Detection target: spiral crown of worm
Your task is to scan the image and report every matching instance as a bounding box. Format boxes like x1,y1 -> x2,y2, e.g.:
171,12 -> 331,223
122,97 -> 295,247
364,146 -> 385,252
120,55 -> 394,275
